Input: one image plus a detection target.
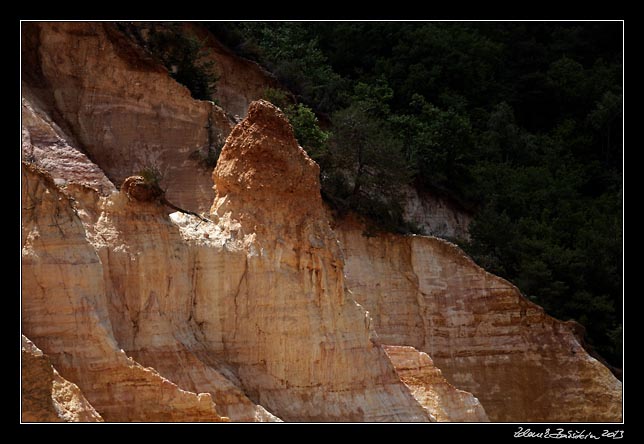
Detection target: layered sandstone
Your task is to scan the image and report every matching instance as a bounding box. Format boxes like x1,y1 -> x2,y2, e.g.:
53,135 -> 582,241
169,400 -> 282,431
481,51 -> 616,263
74,178 -> 280,422
22,335 -> 103,422
201,100 -> 430,421
21,21 -> 623,424
22,162 -> 231,422
22,21 -> 232,213
336,216 -> 623,422
383,345 -> 488,422
20,101 -> 431,422
20,21 -> 430,420
21,91 -> 116,195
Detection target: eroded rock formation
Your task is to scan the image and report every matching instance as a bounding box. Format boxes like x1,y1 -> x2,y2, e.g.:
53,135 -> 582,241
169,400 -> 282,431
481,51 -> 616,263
22,335 -> 103,422
20,102 -> 431,422
21,163 -> 232,422
200,100 -> 431,421
21,21 -> 622,423
22,21 -> 231,214
336,216 -> 623,422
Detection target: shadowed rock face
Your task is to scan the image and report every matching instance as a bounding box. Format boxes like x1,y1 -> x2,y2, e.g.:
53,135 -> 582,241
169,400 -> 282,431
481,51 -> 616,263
400,184 -> 472,240
183,23 -> 281,119
21,21 -> 232,214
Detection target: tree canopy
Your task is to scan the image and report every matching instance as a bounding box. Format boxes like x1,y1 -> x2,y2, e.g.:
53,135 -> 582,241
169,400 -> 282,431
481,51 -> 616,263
206,21 -> 623,368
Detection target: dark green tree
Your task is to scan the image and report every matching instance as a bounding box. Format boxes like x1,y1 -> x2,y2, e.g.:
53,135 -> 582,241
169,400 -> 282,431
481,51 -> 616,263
326,83 -> 413,229
147,24 -> 218,101
261,88 -> 331,164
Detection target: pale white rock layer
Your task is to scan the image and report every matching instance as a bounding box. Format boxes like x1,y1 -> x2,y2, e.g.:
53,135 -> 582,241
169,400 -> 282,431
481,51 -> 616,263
383,345 -> 489,422
22,335 -> 104,422
401,184 -> 472,240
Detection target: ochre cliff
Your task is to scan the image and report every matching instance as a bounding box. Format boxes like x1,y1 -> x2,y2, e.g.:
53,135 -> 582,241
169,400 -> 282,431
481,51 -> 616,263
201,100 -> 430,421
22,163 -> 232,422
20,102 -> 432,422
21,21 -> 622,423
335,216 -> 623,422
22,21 -> 232,214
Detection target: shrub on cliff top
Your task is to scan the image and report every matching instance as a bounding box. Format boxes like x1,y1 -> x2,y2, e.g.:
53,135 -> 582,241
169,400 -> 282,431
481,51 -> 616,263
146,23 -> 219,101
137,165 -> 163,189
262,88 -> 331,164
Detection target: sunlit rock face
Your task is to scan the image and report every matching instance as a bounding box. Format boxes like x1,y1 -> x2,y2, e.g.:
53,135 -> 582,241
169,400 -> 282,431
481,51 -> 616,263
21,20 -> 622,424
336,216 -> 622,422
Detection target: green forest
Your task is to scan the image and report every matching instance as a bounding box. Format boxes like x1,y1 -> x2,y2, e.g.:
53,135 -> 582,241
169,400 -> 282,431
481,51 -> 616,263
181,22 -> 622,369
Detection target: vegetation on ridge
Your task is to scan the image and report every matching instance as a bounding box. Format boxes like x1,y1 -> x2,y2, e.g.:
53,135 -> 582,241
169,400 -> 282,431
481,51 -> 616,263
121,22 -> 219,101
206,22 -> 623,368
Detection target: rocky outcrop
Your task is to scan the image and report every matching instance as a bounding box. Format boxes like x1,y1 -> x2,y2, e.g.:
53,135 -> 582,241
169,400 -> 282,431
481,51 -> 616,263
201,100 -> 430,421
22,162 -> 231,422
336,216 -> 623,422
20,21 -> 430,421
120,175 -> 163,202
20,102 -> 431,422
401,185 -> 472,240
21,21 -> 232,214
21,21 -> 622,423
22,335 -> 103,422
383,345 -> 488,422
